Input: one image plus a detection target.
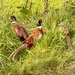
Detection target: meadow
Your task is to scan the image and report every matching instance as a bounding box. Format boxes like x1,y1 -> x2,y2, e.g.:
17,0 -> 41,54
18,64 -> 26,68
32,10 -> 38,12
0,0 -> 75,75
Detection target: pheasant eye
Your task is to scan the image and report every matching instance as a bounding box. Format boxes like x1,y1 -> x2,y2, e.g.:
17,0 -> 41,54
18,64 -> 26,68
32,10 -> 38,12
39,20 -> 42,23
10,16 -> 15,19
10,16 -> 13,19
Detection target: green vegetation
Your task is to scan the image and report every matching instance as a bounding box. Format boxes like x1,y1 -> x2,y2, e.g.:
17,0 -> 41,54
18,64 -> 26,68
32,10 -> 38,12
0,0 -> 75,75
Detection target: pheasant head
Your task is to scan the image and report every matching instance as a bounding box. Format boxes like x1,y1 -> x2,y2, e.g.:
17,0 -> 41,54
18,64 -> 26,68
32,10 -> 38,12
37,20 -> 42,26
10,16 -> 17,21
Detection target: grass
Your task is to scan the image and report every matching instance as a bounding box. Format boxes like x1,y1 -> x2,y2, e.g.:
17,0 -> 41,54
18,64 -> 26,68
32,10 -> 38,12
0,0 -> 75,75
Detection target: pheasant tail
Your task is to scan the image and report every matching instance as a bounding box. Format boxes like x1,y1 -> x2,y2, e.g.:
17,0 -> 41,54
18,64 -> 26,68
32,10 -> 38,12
66,35 -> 72,50
9,44 -> 27,60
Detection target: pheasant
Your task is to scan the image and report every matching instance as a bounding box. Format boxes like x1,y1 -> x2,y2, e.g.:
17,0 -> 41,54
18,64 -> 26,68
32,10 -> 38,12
59,22 -> 72,50
10,16 -> 29,41
9,20 -> 43,60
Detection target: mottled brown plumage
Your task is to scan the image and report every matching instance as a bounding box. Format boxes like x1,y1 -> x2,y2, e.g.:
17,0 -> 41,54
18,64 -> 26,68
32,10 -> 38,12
64,23 -> 72,50
59,22 -> 72,50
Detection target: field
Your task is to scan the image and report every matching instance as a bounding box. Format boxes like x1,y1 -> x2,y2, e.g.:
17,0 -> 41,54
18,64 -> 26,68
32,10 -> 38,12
0,0 -> 75,75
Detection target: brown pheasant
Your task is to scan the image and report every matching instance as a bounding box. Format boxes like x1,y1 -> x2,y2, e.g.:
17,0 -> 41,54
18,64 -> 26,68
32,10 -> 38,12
60,22 -> 72,50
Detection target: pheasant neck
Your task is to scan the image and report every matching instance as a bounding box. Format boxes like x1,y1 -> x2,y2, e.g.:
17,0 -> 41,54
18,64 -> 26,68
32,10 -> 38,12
12,21 -> 17,24
37,26 -> 42,29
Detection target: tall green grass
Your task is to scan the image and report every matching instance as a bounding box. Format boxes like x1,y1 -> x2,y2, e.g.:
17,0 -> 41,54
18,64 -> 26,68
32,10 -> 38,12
0,0 -> 75,75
